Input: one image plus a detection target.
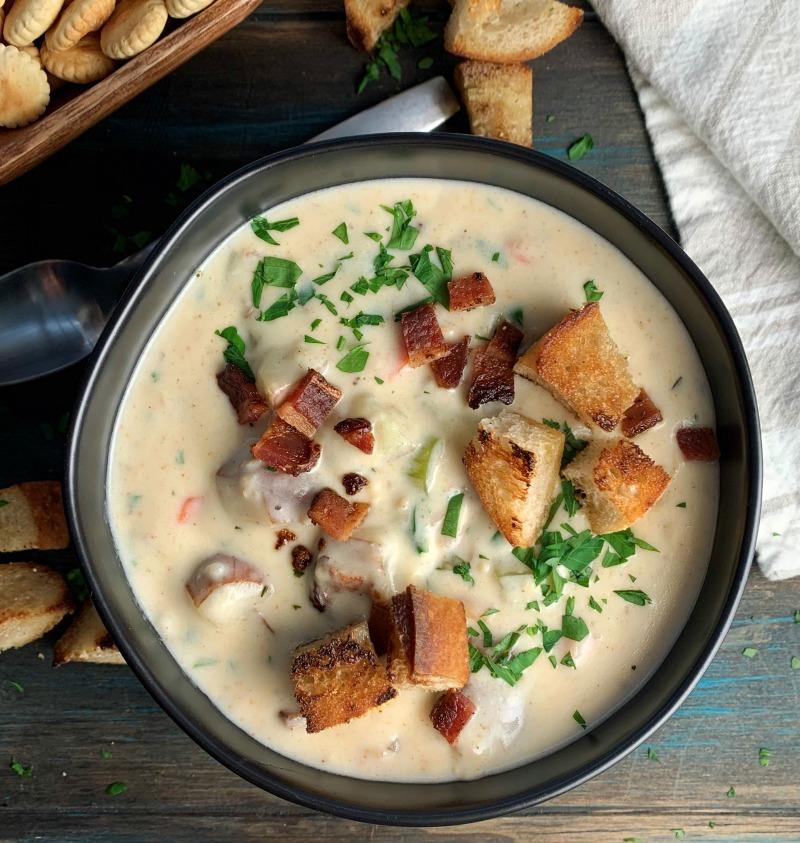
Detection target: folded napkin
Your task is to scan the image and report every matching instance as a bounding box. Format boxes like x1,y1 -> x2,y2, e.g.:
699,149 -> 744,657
592,0 -> 800,580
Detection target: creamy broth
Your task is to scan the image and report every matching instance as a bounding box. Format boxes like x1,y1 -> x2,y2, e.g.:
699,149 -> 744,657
108,178 -> 718,782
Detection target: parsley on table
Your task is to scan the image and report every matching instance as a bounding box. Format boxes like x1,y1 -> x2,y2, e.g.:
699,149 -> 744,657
742,646 -> 758,658
105,781 -> 128,796
451,557 -> 474,585
758,747 -> 771,767
727,786 -> 736,798
336,346 -> 369,373
583,279 -> 603,302
6,680 -> 23,693
646,747 -> 659,761
9,759 -> 32,777
672,831 -> 686,841
614,589 -> 652,606
214,326 -> 255,380
250,215 -> 299,246
100,749 -> 113,760
66,567 -> 89,602
0,500 -> 8,508
568,133 -> 594,161
332,222 -> 349,244
441,493 -> 464,538
791,656 -> 800,670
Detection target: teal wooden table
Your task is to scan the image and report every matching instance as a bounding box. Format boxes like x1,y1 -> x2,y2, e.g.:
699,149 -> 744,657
1,3 -> 798,840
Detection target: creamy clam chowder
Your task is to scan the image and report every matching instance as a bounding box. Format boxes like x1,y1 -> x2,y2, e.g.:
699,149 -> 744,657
108,178 -> 718,782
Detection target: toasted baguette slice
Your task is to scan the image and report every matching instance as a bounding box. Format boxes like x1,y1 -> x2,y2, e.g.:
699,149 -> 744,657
387,585 -> 469,690
0,481 -> 69,552
290,621 -> 397,732
514,303 -> 638,432
454,60 -> 532,147
345,0 -> 409,52
445,0 -> 583,63
563,438 -> 670,532
463,411 -> 564,546
0,563 -> 75,652
54,599 -> 125,666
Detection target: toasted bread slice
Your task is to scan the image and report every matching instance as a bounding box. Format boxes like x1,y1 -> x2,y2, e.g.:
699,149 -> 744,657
454,60 -> 532,147
0,481 -> 69,552
0,563 -> 75,652
463,411 -> 564,546
563,438 -> 671,532
345,0 -> 409,52
290,621 -> 397,732
445,0 -> 583,63
514,303 -> 638,432
54,599 -> 125,666
387,585 -> 469,690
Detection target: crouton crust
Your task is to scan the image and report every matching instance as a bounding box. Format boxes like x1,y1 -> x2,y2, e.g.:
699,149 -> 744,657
308,488 -> 369,541
345,0 -> 409,52
514,302 -> 638,431
563,438 -> 671,533
291,621 -> 397,732
387,585 -> 469,690
454,61 -> 532,147
0,481 -> 69,552
0,562 -> 75,652
448,271 -> 497,310
54,599 -> 125,666
400,302 -> 450,367
463,412 -> 564,546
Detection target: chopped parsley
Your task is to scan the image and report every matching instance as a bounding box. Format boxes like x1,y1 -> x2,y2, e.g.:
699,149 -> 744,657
727,786 -> 736,798
336,345 -> 369,373
214,326 -> 255,381
176,450 -> 185,465
66,567 -> 89,602
794,609 -> 800,623
336,336 -> 345,351
791,655 -> 800,670
758,747 -> 771,767
583,279 -> 603,302
451,557 -> 474,585
310,318 -> 321,331
100,749 -> 112,760
560,651 -> 576,669
383,200 -> 419,250
105,781 -> 128,796
491,251 -> 500,262
258,289 -> 299,322
614,589 -> 652,606
542,418 -> 588,467
562,614 -> 589,641
468,625 -> 542,686
6,680 -> 23,693
568,133 -> 594,161
310,265 -> 341,286
548,655 -> 557,668
250,215 -> 299,246
481,607 -> 500,617
561,479 -> 581,516
315,292 -> 338,315
441,492 -> 464,538
340,291 -> 354,305
332,222 -> 349,244
672,831 -> 686,840
9,759 -> 32,777
364,231 -> 382,242
303,335 -> 325,345
572,709 -> 587,729
646,747 -> 659,761
374,376 -> 384,385
409,244 -> 453,307
341,311 -> 384,340
193,658 -> 216,668
418,56 -> 434,69
588,596 -> 603,613
509,307 -> 524,327
251,256 -> 303,308
526,600 -> 540,611
742,646 -> 758,658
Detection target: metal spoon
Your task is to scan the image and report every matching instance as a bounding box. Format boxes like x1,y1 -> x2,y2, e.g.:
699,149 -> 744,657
0,77 -> 460,387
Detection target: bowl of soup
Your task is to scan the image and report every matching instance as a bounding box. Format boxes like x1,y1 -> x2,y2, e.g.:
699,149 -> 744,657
66,135 -> 760,825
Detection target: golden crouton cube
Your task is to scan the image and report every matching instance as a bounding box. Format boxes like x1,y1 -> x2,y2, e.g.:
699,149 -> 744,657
514,302 -> 639,431
463,411 -> 564,547
0,481 -> 69,552
563,438 -> 671,532
54,599 -> 125,666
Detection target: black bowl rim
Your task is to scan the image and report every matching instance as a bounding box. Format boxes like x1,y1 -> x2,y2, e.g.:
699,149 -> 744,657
65,133 -> 762,827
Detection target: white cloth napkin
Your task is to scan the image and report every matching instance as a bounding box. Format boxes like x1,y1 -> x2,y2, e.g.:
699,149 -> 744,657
591,0 -> 800,579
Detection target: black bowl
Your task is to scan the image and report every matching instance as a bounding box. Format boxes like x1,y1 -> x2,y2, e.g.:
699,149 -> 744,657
65,135 -> 761,826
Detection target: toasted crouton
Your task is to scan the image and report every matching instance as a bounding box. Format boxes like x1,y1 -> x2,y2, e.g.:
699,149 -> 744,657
454,61 -> 532,147
290,621 -> 397,732
563,438 -> 671,533
387,585 -> 469,690
0,563 -> 75,652
308,488 -> 370,541
345,0 -> 409,52
514,303 -> 638,432
0,481 -> 69,552
463,411 -> 564,546
445,0 -> 583,63
54,599 -> 125,666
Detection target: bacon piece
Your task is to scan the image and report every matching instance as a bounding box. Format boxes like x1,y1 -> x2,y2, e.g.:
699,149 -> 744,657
291,545 -> 313,576
275,528 -> 296,550
276,369 -> 342,438
430,689 -> 476,744
342,472 -> 368,495
334,418 -> 374,454
308,488 -> 370,541
368,601 -> 392,657
467,320 -> 523,409
430,336 -> 470,389
448,272 -> 496,311
251,417 -> 321,475
622,389 -> 663,438
216,364 -> 269,425
400,303 -> 450,368
676,426 -> 720,461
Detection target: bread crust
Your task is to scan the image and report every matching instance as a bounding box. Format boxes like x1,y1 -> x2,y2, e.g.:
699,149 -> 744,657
344,0 -> 408,52
0,481 -> 69,552
54,599 -> 125,665
514,302 -> 638,431
563,438 -> 670,532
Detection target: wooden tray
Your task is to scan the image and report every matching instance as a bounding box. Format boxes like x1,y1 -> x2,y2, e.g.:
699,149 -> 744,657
0,0 -> 261,186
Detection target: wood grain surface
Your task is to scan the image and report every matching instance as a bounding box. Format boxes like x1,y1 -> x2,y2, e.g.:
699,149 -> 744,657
1,3 -> 798,841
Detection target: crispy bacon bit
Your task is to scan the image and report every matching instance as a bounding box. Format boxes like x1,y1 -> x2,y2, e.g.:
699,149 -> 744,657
342,472 -> 368,495
251,416 -> 321,475
310,583 -> 326,612
430,689 -> 476,744
467,320 -> 523,409
368,601 -> 392,657
430,336 -> 470,389
334,418 -> 374,454
291,544 -> 313,576
676,426 -> 720,461
308,488 -> 370,541
275,528 -> 296,550
400,303 -> 450,368
622,389 -> 663,438
216,364 -> 269,425
448,272 -> 496,311
276,369 -> 342,438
